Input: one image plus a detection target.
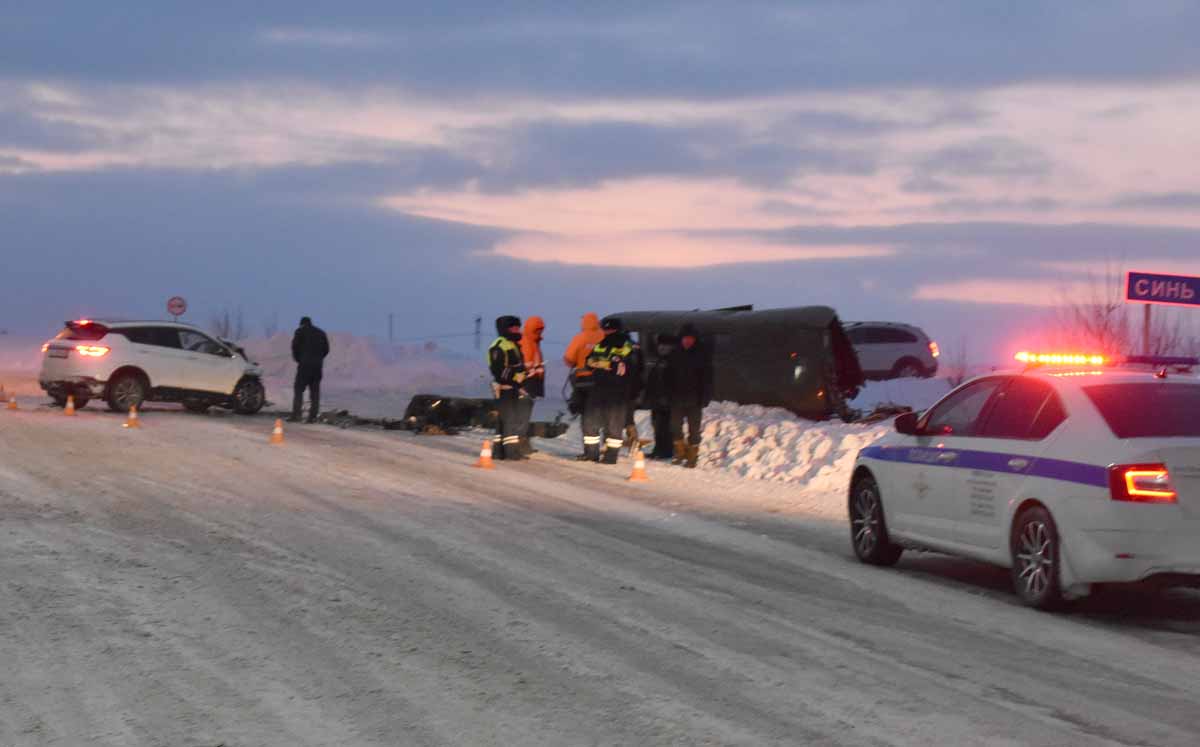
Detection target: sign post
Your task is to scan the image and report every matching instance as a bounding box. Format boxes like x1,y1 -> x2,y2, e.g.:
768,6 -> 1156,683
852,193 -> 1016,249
1125,271 -> 1200,355
166,296 -> 188,320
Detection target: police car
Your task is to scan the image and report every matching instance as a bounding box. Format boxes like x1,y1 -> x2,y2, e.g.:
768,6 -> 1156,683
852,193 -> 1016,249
849,352 -> 1200,609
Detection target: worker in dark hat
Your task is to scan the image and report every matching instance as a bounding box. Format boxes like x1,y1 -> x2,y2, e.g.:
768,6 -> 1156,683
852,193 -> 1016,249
582,316 -> 634,464
488,315 -> 531,460
290,316 -> 330,423
667,322 -> 713,468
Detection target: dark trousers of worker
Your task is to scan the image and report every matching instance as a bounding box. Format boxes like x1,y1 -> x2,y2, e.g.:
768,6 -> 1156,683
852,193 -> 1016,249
670,404 -> 703,446
494,391 -> 531,460
293,367 -> 322,422
651,407 -> 673,458
583,394 -> 626,463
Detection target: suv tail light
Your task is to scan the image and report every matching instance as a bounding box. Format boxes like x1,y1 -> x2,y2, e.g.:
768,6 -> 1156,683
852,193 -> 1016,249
75,345 -> 110,357
1109,463 -> 1177,503
928,341 -> 940,358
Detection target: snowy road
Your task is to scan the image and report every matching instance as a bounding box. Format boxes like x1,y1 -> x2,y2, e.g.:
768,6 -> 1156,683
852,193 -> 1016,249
2,404 -> 1200,746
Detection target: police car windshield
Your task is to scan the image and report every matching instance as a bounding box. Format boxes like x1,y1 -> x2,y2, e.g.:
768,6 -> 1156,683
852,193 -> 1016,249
1084,383 -> 1200,438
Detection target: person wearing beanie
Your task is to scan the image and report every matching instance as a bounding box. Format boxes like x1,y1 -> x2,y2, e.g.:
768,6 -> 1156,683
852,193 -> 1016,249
488,315 -> 532,460
582,316 -> 634,464
290,316 -> 330,423
666,322 -> 713,468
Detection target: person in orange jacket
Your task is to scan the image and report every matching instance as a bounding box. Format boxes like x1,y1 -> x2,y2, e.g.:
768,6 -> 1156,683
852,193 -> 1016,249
518,316 -> 546,455
563,312 -> 605,459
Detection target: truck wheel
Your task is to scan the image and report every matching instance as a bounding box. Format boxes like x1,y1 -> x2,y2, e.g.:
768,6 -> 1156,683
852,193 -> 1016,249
849,474 -> 903,566
1010,506 -> 1064,610
232,378 -> 265,415
106,372 -> 147,412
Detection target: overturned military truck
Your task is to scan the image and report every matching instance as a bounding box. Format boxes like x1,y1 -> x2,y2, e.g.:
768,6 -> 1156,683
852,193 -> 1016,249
616,306 -> 865,421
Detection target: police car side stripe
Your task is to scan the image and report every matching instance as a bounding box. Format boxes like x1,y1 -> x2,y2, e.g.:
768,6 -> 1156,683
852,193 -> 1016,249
859,445 -> 1108,488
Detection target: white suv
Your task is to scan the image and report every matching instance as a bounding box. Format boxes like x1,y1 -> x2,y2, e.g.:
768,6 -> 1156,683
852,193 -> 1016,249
39,319 -> 266,414
845,321 -> 939,379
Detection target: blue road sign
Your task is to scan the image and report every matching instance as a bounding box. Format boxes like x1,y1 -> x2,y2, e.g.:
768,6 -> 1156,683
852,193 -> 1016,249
1126,271 -> 1200,307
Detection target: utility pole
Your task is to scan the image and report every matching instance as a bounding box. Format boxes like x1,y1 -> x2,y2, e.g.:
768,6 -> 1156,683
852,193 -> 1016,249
474,315 -> 482,351
1143,303 -> 1152,356
388,313 -> 394,343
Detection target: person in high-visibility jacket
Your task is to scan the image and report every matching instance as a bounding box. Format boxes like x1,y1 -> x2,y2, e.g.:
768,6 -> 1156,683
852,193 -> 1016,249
582,317 -> 634,464
488,315 -> 532,460
518,316 -> 546,457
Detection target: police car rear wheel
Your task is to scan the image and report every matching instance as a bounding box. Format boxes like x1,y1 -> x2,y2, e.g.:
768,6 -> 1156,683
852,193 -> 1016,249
1010,506 -> 1064,610
850,475 -> 903,566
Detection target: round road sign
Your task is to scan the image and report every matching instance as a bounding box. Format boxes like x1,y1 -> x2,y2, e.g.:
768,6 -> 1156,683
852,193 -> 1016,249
167,296 -> 188,317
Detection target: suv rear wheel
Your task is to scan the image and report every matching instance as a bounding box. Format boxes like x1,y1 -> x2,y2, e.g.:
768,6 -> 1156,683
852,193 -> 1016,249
53,393 -> 90,409
232,378 -> 265,415
890,358 -> 926,379
106,372 -> 147,413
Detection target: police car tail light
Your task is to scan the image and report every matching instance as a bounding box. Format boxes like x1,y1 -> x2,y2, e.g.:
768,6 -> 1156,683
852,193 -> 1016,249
929,341 -> 940,358
1109,463 -> 1177,503
75,345 -> 110,357
1015,351 -> 1107,366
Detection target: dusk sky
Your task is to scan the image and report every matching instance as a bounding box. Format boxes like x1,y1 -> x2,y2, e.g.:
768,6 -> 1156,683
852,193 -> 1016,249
4,2 -> 1200,361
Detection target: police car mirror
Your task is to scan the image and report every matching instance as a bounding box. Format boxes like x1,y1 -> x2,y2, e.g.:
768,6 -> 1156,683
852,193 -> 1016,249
894,411 -> 920,435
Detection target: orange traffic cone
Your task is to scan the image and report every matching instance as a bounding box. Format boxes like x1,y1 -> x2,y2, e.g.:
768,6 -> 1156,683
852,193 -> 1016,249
64,394 -> 76,416
123,405 -> 141,429
270,418 -> 285,444
475,440 -> 496,469
627,447 -> 650,482
6,395 -> 16,411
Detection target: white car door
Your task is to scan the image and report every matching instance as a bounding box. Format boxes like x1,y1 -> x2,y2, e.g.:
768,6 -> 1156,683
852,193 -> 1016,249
955,377 -> 1068,550
178,330 -> 243,394
903,377 -> 1008,543
124,326 -> 188,389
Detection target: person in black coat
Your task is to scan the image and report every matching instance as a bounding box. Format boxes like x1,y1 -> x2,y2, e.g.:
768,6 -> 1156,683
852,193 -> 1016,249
291,316 -> 330,423
643,333 -> 677,459
666,322 -> 713,468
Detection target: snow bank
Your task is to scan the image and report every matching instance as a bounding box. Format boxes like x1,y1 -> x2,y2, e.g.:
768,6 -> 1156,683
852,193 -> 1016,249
850,376 -> 952,413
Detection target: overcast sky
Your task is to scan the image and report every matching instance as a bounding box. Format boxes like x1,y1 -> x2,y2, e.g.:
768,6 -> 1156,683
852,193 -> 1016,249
4,2 -> 1200,361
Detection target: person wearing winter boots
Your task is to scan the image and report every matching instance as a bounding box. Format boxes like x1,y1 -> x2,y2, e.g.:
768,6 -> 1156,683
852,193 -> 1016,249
667,322 -> 713,468
582,317 -> 634,464
488,315 -> 532,460
290,316 -> 330,423
517,316 -> 546,456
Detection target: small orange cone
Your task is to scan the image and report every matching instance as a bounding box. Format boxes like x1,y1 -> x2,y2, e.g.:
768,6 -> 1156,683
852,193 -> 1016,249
64,394 -> 76,416
475,439 -> 496,469
123,405 -> 141,429
628,447 -> 650,482
270,418 -> 285,444
6,395 -> 16,411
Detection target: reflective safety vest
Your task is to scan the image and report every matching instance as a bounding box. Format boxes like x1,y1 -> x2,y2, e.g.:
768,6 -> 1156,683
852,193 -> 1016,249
587,339 -> 633,371
488,337 -> 526,386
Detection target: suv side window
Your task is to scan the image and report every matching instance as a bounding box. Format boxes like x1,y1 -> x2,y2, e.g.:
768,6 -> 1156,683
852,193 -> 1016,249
922,378 -> 1005,437
978,378 -> 1067,440
124,327 -> 182,349
179,330 -> 228,356
849,326 -> 886,345
880,329 -> 919,344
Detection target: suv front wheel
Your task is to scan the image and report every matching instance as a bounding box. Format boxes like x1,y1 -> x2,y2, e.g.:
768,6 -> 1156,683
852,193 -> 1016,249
232,378 -> 266,415
106,372 -> 148,413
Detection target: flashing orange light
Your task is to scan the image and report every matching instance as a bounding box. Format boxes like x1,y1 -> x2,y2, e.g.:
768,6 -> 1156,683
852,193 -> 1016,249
41,343 -> 49,353
75,345 -> 110,357
929,341 -> 940,358
1015,351 -> 1107,366
75,319 -> 93,326
1110,464 -> 1176,503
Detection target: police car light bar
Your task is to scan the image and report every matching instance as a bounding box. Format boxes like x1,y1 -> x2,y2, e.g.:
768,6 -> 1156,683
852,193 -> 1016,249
1014,351 -> 1108,366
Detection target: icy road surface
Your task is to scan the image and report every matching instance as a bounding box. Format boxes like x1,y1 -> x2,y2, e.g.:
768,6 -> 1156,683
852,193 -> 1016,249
2,404 -> 1200,746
